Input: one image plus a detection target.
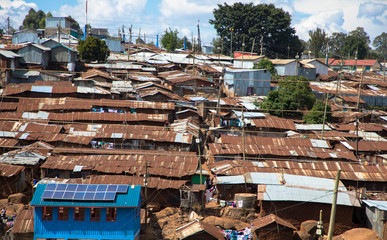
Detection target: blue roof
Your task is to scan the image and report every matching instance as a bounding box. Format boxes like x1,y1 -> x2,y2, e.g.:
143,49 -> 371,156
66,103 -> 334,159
363,200 -> 387,211
31,184 -> 141,208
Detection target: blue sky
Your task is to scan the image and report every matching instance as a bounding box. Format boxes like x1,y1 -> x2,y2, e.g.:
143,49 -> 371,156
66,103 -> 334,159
1,0 -> 386,46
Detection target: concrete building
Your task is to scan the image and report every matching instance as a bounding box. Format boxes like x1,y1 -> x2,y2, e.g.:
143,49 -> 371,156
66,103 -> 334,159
224,69 -> 271,97
363,200 -> 387,239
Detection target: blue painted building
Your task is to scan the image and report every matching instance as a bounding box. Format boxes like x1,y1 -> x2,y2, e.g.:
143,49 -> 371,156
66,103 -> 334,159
224,69 -> 271,97
31,183 -> 141,240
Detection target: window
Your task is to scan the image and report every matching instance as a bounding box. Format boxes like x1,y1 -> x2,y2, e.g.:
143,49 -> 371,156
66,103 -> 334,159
90,208 -> 101,222
106,208 -> 116,222
42,207 -> 53,221
58,207 -> 69,221
74,207 -> 85,221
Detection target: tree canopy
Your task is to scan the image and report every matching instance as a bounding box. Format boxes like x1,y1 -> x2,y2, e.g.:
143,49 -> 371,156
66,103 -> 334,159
253,58 -> 277,76
303,100 -> 332,124
308,27 -> 328,58
161,28 -> 179,52
78,36 -> 110,62
373,32 -> 387,59
209,3 -> 303,58
20,8 -> 46,30
260,76 -> 315,117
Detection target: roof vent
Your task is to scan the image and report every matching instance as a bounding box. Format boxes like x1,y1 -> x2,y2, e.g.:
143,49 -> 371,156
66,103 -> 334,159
131,185 -> 135,189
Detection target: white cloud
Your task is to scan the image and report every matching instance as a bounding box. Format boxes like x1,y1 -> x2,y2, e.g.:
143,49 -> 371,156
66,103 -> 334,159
358,2 -> 387,25
0,0 -> 37,30
294,9 -> 345,41
159,0 -> 216,18
58,0 -> 147,29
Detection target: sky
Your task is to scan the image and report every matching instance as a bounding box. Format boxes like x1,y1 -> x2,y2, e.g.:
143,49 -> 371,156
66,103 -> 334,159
0,0 -> 386,46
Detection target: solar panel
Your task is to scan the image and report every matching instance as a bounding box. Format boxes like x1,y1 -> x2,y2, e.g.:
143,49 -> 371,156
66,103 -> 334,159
73,192 -> 85,200
107,185 -> 118,192
46,184 -> 57,190
77,184 -> 87,191
63,191 -> 75,200
52,191 -> 65,199
66,185 -> 77,191
117,185 -> 128,193
87,185 -> 98,192
97,185 -> 108,192
104,192 -> 116,201
94,192 -> 105,200
56,184 -> 67,190
42,190 -> 54,199
84,192 -> 95,200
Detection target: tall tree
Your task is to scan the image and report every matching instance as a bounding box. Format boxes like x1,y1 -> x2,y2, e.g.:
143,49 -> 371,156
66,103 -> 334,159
209,3 -> 302,58
328,32 -> 347,58
161,28 -> 179,52
373,32 -> 387,59
342,27 -> 370,59
303,100 -> 332,124
260,76 -> 315,117
308,27 -> 328,58
78,36 -> 110,62
67,15 -> 83,36
20,8 -> 46,30
253,58 -> 277,76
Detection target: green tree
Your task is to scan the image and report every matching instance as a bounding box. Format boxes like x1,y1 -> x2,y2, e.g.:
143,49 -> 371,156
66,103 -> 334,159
373,32 -> 387,59
20,8 -> 46,30
342,27 -> 370,59
177,36 -> 192,50
67,15 -> 83,36
253,58 -> 277,76
303,100 -> 332,124
161,28 -> 179,52
212,37 -> 223,54
78,36 -> 110,62
308,27 -> 328,58
328,32 -> 347,58
260,76 -> 315,117
209,3 -> 302,58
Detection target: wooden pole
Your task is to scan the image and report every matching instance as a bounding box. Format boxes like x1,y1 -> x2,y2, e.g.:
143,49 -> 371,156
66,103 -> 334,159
356,67 -> 365,110
242,107 -> 246,161
321,92 -> 329,140
144,162 -> 149,226
250,38 -> 255,55
327,170 -> 341,240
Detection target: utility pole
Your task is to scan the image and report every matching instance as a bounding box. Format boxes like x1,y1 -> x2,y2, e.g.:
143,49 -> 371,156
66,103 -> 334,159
144,162 -> 150,227
216,67 -> 224,114
383,58 -> 385,82
191,32 -> 194,51
321,92 -> 329,140
250,38 -> 255,55
197,20 -> 201,53
260,35 -> 263,56
229,28 -> 234,57
137,28 -> 141,52
335,61 -> 343,103
317,210 -> 323,240
327,170 -> 341,240
127,25 -> 132,62
57,22 -> 61,43
356,66 -> 365,109
241,36 -> 245,68
242,107 -> 246,161
7,17 -> 10,35
356,117 -> 359,159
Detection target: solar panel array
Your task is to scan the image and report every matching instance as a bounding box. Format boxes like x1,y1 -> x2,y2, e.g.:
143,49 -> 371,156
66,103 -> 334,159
42,184 -> 129,201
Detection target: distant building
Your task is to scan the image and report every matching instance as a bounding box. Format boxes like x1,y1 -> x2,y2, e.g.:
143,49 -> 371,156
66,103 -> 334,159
17,43 -> 50,67
233,55 -> 264,69
31,183 -> 141,240
202,45 -> 214,55
300,59 -> 328,75
363,200 -> 387,239
90,28 -> 109,39
271,59 -> 298,76
45,17 -> 79,39
328,59 -> 382,72
104,38 -> 125,53
12,29 -> 38,44
224,69 -> 271,97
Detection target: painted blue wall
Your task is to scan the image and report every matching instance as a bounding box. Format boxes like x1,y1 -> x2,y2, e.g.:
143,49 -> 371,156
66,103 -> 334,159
34,206 -> 141,240
224,69 -> 271,96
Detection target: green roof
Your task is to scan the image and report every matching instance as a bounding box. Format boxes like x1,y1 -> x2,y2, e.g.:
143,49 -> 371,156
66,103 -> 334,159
31,184 -> 141,208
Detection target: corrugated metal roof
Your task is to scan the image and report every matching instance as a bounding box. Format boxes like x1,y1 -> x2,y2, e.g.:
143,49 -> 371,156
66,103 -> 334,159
41,153 -> 198,178
0,163 -> 25,177
0,50 -> 21,58
251,214 -> 296,231
30,86 -> 53,93
258,184 -> 354,206
12,207 -> 34,234
251,116 -> 296,130
245,172 -> 279,185
295,124 -> 332,131
176,220 -> 225,240
0,151 -> 46,165
362,200 -> 387,211
31,183 -> 141,207
216,175 -> 245,184
0,138 -> 18,147
232,110 -> 265,119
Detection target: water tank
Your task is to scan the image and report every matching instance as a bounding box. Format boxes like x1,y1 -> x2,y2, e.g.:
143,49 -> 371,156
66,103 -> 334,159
234,193 -> 256,209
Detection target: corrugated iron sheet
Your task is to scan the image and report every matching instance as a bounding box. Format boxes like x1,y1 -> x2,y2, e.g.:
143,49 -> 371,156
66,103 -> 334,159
41,153 -> 198,178
250,214 -> 296,230
252,117 -> 296,130
341,141 -> 387,152
0,138 -> 18,147
88,175 -> 186,189
48,112 -> 168,122
209,160 -> 387,182
0,163 -> 25,177
12,207 -> 34,233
